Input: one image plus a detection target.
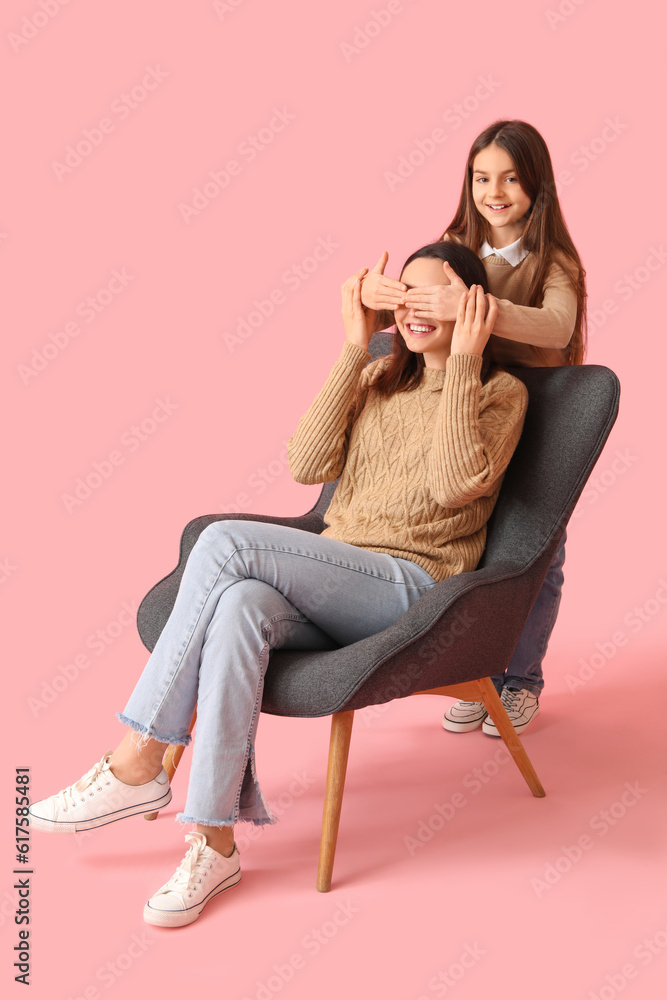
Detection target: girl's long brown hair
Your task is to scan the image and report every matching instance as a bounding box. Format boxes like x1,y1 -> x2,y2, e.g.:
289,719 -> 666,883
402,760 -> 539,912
439,120 -> 587,365
371,241 -> 495,399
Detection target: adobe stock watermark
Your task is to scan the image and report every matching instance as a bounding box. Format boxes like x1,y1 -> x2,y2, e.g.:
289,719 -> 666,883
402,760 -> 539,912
571,447 -> 639,520
8,0 -> 75,54
61,396 -> 180,514
226,771 -> 316,852
212,0 -> 247,19
361,606 -> 478,726
544,0 -> 590,31
552,116 -> 628,194
586,245 -> 667,343
564,578 -> 667,694
339,0 -> 419,63
0,557 -> 17,584
1,886 -> 22,929
416,943 -> 487,999
241,899 -> 360,1000
17,268 -> 135,386
27,599 -> 139,717
63,929 -> 155,1000
530,781 -> 648,899
404,745 -> 513,856
178,106 -> 296,224
587,918 -> 667,1000
219,439 -> 292,512
384,75 -> 501,192
417,607 -> 477,666
531,118 -> 630,227
51,67 -> 169,181
221,235 -> 340,353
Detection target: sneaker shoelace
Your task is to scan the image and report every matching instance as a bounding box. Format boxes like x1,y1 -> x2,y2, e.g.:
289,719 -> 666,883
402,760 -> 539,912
55,753 -> 113,812
164,834 -> 214,895
500,688 -> 522,713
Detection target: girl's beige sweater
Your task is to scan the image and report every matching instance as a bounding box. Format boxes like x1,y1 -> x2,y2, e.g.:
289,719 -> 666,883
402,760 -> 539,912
485,252 -> 577,367
287,342 -> 528,583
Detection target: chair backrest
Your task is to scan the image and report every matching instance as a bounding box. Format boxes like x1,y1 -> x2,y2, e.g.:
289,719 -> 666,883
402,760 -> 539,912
479,363 -> 620,573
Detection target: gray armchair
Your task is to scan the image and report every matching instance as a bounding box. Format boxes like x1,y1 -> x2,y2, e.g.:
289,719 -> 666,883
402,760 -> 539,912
137,332 -> 620,890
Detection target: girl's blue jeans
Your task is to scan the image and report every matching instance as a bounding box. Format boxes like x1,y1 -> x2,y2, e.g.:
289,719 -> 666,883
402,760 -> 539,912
118,520 -> 437,828
491,531 -> 567,697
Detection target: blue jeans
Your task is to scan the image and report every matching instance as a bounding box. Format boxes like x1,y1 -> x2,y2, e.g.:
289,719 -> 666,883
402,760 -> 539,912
118,520 -> 436,827
491,531 -> 566,698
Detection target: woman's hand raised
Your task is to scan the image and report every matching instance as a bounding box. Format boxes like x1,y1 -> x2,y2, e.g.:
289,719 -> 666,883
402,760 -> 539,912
342,268 -> 376,352
451,286 -> 498,357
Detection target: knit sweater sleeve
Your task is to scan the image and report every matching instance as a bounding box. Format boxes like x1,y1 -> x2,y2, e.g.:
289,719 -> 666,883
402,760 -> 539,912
490,258 -> 578,350
287,340 -> 373,485
427,354 -> 528,508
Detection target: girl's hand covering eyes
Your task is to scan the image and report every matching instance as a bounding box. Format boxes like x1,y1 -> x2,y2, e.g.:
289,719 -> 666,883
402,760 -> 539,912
342,268 -> 376,352
403,261 -> 469,322
359,251 -> 408,311
451,286 -> 498,357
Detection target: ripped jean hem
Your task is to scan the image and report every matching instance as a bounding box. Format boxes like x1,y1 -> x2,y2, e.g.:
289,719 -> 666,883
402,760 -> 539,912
176,812 -> 278,828
116,712 -> 192,748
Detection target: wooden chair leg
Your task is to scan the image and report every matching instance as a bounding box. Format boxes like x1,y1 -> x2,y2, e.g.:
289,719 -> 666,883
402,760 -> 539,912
412,679 -> 545,798
317,710 -> 355,892
473,678 -> 545,797
144,709 -> 198,821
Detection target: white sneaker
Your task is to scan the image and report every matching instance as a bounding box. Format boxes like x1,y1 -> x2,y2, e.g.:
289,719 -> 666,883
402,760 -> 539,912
28,753 -> 172,833
144,832 -> 241,928
482,686 -> 540,737
442,700 -> 488,732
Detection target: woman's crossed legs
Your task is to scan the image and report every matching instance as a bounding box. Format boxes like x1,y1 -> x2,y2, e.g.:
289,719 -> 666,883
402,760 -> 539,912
29,519 -> 436,925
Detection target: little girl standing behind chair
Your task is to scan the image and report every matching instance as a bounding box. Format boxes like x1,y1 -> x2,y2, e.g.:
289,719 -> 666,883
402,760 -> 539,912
361,119 -> 587,736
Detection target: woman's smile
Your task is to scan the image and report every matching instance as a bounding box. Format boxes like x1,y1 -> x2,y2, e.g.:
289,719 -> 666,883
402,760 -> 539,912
406,323 -> 436,338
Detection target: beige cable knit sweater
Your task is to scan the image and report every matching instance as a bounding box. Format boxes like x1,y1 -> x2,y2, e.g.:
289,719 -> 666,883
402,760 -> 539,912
287,341 -> 528,583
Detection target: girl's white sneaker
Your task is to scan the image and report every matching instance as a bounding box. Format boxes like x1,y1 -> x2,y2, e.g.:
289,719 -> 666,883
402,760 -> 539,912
482,686 -> 540,736
144,832 -> 241,927
442,700 -> 488,732
28,753 -> 172,833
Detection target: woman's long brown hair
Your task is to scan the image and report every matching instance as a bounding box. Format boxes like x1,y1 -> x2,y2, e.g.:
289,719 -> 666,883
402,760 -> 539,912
439,120 -> 587,365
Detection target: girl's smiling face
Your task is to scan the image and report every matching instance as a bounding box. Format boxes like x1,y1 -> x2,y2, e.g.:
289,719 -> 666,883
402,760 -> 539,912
394,258 -> 455,370
471,143 -> 532,247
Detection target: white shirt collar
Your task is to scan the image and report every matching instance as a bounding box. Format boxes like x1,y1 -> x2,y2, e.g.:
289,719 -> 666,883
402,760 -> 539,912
479,237 -> 529,267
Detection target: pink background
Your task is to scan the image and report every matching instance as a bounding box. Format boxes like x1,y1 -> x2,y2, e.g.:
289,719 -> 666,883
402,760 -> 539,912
3,1 -> 666,997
